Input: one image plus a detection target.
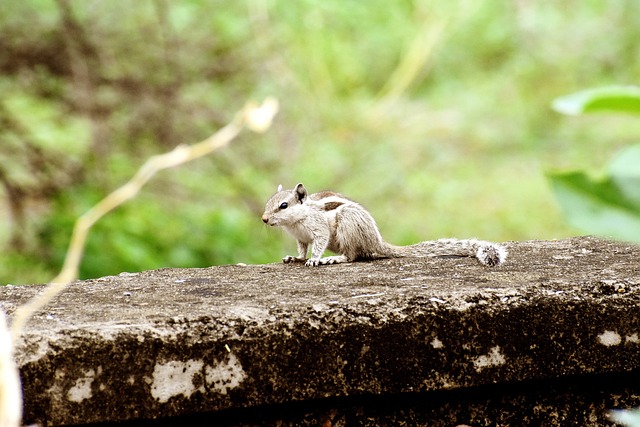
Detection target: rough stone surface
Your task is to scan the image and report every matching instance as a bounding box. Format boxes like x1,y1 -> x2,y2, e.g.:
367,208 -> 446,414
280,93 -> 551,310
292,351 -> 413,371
2,237 -> 640,426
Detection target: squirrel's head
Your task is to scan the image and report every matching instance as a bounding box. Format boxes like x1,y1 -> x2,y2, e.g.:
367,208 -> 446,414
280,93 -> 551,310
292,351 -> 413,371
261,183 -> 308,226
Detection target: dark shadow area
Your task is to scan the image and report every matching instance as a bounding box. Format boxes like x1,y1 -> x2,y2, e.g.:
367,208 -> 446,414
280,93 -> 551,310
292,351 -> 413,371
79,370 -> 640,427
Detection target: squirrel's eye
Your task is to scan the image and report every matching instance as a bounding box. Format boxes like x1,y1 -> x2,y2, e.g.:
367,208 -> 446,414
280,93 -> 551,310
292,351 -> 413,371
279,202 -> 288,210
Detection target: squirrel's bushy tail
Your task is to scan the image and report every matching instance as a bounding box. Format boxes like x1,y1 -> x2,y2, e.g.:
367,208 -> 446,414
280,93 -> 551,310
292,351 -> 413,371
381,238 -> 508,267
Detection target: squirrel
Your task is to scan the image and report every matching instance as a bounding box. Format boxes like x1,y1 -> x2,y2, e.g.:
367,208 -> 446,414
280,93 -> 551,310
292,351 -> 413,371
261,183 -> 508,267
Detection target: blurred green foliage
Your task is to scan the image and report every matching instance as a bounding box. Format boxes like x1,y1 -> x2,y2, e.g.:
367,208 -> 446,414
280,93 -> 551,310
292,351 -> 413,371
553,86 -> 640,115
1,0 -> 640,284
550,86 -> 640,242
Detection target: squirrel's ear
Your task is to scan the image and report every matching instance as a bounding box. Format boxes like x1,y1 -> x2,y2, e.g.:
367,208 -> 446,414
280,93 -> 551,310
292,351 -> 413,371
295,183 -> 307,203
277,184 -> 283,192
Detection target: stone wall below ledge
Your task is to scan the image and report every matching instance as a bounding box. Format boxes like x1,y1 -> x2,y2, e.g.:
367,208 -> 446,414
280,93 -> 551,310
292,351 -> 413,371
2,237 -> 640,426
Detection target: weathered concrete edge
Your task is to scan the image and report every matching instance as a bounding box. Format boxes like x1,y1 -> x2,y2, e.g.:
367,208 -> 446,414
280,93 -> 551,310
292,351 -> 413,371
7,237 -> 640,426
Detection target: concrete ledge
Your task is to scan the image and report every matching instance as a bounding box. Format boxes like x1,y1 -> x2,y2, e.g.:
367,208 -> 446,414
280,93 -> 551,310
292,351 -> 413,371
3,237 -> 640,426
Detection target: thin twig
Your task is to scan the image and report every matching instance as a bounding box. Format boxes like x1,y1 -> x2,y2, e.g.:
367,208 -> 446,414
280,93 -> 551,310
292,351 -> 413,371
0,311 -> 21,427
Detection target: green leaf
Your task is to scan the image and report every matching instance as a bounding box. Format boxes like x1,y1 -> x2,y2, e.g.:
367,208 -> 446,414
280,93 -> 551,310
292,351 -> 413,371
548,171 -> 640,242
608,144 -> 640,206
552,85 -> 640,116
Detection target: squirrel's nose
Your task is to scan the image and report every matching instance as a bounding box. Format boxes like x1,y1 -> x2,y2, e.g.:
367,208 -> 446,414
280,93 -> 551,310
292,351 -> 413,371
261,215 -> 269,224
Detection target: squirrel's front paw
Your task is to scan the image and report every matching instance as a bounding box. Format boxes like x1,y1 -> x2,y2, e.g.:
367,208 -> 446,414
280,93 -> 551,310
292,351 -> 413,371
305,258 -> 321,267
283,256 -> 306,264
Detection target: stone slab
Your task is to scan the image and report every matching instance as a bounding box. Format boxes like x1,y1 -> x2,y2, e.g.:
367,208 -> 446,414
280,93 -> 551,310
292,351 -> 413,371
2,237 -> 640,426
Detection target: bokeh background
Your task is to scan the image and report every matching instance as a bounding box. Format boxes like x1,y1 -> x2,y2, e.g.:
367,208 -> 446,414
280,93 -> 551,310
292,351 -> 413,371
1,0 -> 639,284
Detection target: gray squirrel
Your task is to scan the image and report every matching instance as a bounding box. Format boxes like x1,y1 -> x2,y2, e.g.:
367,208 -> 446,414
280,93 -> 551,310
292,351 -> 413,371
262,183 -> 507,267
